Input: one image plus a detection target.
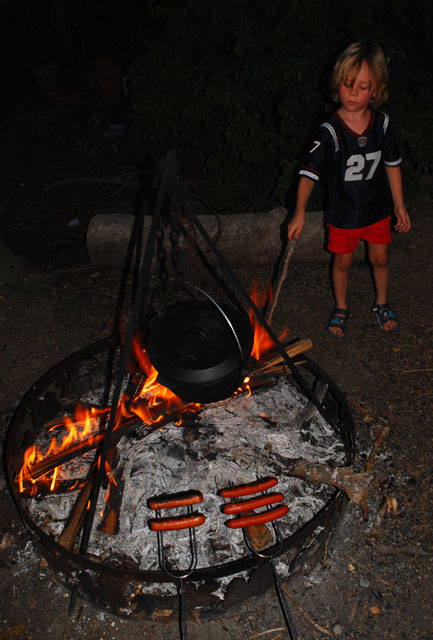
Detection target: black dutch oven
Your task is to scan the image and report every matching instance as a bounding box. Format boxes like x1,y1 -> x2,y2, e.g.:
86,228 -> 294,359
147,299 -> 254,403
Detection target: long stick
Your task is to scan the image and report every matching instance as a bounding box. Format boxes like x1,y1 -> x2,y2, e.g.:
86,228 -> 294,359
281,585 -> 333,636
365,425 -> 390,472
190,212 -> 331,424
266,240 -> 296,326
361,425 -> 390,520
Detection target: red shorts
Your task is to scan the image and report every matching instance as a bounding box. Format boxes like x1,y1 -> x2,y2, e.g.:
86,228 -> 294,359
327,216 -> 392,254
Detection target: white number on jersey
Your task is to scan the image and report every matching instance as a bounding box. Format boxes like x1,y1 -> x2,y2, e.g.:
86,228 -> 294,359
344,151 -> 382,182
309,140 -> 321,153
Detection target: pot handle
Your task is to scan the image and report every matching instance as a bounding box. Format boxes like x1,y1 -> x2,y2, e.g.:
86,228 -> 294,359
189,286 -> 245,365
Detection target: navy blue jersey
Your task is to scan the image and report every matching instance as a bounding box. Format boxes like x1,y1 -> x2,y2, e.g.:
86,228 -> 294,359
299,109 -> 402,229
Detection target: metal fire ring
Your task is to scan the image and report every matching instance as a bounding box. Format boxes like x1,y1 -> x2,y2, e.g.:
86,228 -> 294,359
4,336 -> 355,619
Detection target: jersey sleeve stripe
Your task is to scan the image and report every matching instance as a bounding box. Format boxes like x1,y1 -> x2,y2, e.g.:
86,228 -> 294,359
299,169 -> 320,181
384,158 -> 402,167
320,122 -> 339,152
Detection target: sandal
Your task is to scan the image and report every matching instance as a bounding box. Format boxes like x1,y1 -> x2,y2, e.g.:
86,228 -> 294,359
371,303 -> 399,332
326,307 -> 352,338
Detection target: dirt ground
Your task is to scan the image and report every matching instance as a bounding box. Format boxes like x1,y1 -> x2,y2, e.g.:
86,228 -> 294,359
0,88 -> 432,640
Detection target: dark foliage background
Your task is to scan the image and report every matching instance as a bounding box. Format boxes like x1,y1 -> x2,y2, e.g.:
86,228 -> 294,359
1,1 -> 430,211
126,0 -> 433,211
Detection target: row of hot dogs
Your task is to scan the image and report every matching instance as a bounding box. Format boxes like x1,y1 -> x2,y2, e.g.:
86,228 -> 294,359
147,477 -> 288,532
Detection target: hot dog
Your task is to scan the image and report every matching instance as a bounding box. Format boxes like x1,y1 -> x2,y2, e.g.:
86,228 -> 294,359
148,513 -> 206,531
225,504 -> 289,529
148,489 -> 203,511
223,492 -> 284,514
219,477 -> 278,498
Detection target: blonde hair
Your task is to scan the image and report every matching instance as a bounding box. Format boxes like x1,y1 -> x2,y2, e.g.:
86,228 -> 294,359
330,41 -> 389,107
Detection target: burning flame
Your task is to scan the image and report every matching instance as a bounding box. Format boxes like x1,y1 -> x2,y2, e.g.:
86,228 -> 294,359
248,282 -> 288,360
17,336 -> 200,496
131,339 -> 183,408
18,404 -> 107,496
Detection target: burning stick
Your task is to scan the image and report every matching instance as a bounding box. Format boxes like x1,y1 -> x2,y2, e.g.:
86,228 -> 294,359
20,403 -> 180,485
58,447 -> 119,549
100,464 -> 125,535
18,478 -> 88,498
58,474 -> 93,550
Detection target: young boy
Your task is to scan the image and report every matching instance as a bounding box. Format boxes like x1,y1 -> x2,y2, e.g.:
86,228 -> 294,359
287,41 -> 411,337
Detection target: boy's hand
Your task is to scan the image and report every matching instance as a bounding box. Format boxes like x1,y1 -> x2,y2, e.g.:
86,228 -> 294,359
394,205 -> 411,232
287,212 -> 305,240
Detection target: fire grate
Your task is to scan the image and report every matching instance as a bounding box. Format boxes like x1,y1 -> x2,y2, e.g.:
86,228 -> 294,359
4,335 -> 354,620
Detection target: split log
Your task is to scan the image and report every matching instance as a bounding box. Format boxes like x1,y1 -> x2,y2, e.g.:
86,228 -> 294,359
100,502 -> 120,535
249,339 -> 313,376
25,427 -> 118,482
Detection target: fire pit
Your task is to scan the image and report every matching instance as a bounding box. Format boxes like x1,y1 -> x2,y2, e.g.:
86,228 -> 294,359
4,333 -> 354,620
4,151 -> 355,627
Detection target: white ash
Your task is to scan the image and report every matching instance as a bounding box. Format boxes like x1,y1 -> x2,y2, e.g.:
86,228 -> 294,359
55,451 -> 95,481
24,375 -> 347,597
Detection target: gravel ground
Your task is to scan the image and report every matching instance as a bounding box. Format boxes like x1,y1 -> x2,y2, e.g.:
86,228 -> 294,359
0,91 -> 432,640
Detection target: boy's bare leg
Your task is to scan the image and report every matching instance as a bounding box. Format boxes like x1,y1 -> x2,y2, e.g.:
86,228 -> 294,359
329,252 -> 353,337
368,243 -> 397,331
